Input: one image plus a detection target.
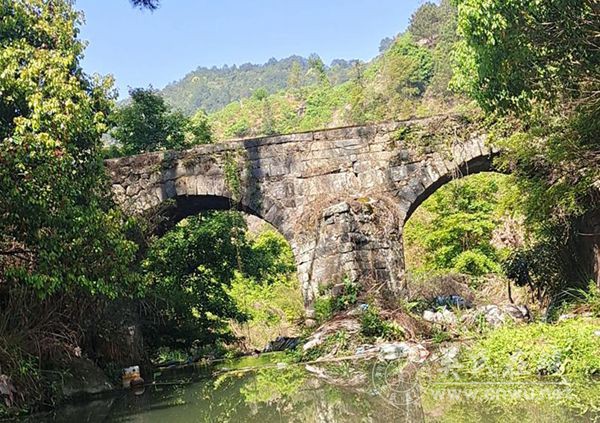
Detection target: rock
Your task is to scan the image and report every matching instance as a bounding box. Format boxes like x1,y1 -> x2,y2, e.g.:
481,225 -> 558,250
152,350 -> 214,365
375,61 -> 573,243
478,305 -> 505,327
477,304 -> 531,328
423,308 -> 457,326
503,304 -> 531,321
378,342 -> 429,362
437,345 -> 460,367
61,358 -> 114,398
323,202 -> 350,218
558,312 -> 593,321
263,336 -> 300,353
379,343 -> 410,361
331,283 -> 345,297
354,344 -> 379,356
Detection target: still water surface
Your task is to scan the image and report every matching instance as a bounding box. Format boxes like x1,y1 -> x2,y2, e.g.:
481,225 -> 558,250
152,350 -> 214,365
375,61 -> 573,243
28,354 -> 600,422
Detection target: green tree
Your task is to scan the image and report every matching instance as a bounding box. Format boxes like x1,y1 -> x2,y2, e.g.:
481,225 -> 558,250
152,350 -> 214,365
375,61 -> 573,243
287,60 -> 303,90
187,109 -> 212,144
111,87 -> 188,154
141,212 -> 248,348
0,1 -> 140,411
0,0 -> 137,298
453,0 -> 599,289
453,0 -> 598,115
382,34 -> 433,98
308,54 -> 330,86
404,174 -> 509,276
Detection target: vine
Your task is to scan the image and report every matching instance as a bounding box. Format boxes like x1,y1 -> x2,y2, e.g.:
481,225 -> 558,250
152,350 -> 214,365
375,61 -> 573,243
223,152 -> 243,203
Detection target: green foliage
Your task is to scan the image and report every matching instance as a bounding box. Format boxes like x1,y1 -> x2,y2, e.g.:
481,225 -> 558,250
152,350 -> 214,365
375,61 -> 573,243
141,212 -> 248,349
313,277 -> 360,323
111,87 -> 211,155
333,277 -> 360,311
223,153 -> 242,201
161,55 -> 355,115
462,319 -> 600,379
287,60 -> 303,90
454,0 -> 599,229
252,88 -> 269,101
299,330 -> 354,362
0,1 -> 143,414
576,284 -> 600,318
152,346 -> 188,364
503,237 -> 569,302
404,174 -> 515,277
227,230 -> 303,350
314,296 -> 335,324
0,0 -> 138,298
360,306 -> 404,340
143,216 -> 302,353
308,54 -> 330,86
186,110 -> 212,144
243,229 -> 297,285
453,0 -> 597,114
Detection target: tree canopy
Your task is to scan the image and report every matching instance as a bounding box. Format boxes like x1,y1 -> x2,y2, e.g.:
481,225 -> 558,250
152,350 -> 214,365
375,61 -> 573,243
0,0 -> 137,298
454,0 -> 599,226
110,87 -> 211,155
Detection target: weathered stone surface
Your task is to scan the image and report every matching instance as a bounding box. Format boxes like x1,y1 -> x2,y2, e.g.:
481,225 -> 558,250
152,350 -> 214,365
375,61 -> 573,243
61,358 -> 114,398
105,117 -> 498,313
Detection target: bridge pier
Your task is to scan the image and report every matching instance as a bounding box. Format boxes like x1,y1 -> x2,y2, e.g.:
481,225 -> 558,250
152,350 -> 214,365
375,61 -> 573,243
294,197 -> 406,315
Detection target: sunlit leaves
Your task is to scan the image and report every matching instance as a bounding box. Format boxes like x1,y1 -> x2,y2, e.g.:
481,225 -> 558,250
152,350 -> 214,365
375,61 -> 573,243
0,0 -> 137,298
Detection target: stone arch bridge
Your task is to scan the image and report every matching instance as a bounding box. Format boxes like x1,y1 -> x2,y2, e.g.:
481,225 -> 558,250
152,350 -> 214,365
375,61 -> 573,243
106,116 -> 497,315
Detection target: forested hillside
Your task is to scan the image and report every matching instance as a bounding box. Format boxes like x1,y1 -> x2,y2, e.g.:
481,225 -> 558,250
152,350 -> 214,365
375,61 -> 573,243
160,55 -> 356,115
205,0 -> 462,139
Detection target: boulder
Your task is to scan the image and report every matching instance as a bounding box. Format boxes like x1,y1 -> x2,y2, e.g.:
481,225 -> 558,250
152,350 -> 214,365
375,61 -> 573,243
378,342 -> 429,362
423,308 -> 457,326
61,358 -> 114,398
477,304 -> 531,327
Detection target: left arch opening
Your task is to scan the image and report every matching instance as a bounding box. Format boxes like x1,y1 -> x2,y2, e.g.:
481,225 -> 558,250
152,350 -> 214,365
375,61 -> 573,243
140,202 -> 304,360
152,194 -> 263,235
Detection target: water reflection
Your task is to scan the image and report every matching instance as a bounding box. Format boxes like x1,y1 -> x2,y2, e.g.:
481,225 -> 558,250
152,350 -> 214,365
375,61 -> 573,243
30,357 -> 600,423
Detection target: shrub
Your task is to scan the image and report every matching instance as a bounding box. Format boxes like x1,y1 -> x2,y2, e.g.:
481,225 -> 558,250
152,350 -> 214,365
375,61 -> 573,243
462,319 -> 600,379
360,307 -> 404,340
333,277 -> 360,311
314,296 -> 335,324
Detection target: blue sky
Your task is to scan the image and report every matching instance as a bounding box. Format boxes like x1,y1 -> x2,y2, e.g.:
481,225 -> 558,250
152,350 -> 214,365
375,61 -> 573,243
76,0 -> 425,98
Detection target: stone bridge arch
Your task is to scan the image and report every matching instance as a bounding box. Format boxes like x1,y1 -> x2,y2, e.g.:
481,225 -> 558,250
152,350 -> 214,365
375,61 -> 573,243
106,116 -> 497,314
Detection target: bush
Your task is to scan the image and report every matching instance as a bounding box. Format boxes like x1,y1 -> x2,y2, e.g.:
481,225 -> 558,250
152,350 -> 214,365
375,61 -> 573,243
333,277 -> 360,311
360,307 -> 404,340
453,250 -> 500,276
314,296 -> 335,324
462,319 -> 600,379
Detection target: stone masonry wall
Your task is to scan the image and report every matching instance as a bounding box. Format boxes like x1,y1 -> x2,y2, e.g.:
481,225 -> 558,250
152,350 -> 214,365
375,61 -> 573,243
105,116 -> 496,312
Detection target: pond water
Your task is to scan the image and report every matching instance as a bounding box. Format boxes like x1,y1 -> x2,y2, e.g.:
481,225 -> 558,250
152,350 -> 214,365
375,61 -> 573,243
24,354 -> 600,423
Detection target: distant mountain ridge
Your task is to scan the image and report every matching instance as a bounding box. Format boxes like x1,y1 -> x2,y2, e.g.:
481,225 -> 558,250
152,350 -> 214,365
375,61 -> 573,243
160,55 -> 357,115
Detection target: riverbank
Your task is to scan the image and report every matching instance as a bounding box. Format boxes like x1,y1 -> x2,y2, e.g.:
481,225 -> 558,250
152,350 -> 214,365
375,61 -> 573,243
14,337 -> 600,422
